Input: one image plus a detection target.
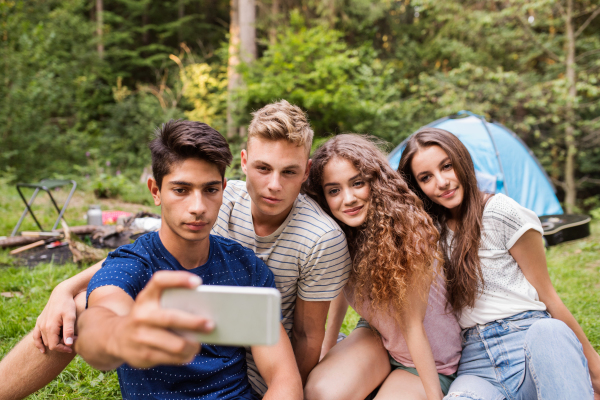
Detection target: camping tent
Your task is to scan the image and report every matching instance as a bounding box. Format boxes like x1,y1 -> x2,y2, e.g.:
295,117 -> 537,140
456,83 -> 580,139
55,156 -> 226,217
387,111 -> 563,216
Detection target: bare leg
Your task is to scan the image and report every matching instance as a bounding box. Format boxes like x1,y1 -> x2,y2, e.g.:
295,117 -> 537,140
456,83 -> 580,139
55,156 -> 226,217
374,369 -> 428,400
304,327 -> 391,400
0,292 -> 86,400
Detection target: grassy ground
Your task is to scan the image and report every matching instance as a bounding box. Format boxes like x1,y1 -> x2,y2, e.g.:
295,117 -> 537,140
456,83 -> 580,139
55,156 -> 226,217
0,179 -> 158,238
0,181 -> 157,399
1,180 -> 598,398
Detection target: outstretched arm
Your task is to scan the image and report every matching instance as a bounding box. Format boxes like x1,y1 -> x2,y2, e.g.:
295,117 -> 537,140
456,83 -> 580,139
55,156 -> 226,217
399,277 -> 443,400
33,258 -> 105,353
252,324 -> 303,400
511,230 -> 600,399
75,270 -> 212,370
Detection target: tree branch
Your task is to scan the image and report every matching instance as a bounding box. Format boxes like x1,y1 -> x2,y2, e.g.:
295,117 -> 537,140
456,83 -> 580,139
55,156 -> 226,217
577,176 -> 600,186
556,0 -> 566,17
575,48 -> 600,62
516,16 -> 562,62
580,128 -> 600,146
575,5 -> 600,38
551,177 -> 568,190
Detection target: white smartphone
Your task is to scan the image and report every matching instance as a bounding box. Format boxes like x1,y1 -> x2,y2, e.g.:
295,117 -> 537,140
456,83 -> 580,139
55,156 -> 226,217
160,285 -> 281,347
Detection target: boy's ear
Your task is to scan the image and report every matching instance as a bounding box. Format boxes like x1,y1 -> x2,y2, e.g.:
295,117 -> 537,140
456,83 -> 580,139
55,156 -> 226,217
223,177 -> 227,190
240,149 -> 248,175
302,159 -> 312,183
147,177 -> 161,206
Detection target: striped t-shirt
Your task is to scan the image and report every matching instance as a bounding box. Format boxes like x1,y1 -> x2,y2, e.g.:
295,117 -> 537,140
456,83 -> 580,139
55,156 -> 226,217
211,180 -> 352,395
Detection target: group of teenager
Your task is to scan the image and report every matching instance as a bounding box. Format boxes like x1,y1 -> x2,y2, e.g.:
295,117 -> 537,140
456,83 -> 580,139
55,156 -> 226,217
0,100 -> 598,400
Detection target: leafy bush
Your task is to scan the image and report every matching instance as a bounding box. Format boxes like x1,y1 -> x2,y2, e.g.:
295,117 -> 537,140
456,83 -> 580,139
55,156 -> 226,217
240,11 -> 403,141
90,173 -> 131,199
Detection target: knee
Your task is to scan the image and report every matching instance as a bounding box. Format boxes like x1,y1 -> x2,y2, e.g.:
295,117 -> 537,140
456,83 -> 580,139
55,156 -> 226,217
304,373 -> 343,400
444,375 -> 501,400
526,318 -> 580,353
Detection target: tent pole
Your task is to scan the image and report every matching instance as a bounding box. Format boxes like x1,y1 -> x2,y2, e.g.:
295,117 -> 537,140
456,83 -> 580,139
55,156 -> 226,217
479,116 -> 509,197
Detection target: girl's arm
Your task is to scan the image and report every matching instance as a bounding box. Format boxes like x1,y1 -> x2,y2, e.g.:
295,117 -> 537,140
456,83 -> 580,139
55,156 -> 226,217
320,293 -> 349,360
399,277 -> 444,400
511,229 -> 600,399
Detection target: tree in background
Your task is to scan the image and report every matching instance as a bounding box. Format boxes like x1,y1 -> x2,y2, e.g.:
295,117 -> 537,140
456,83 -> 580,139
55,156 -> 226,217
0,0 -> 229,182
369,0 -> 600,212
1,0 -> 599,210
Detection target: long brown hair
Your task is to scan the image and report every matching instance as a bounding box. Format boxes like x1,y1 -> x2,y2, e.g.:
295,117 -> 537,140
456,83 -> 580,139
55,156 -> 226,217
398,128 -> 484,314
304,134 -> 443,321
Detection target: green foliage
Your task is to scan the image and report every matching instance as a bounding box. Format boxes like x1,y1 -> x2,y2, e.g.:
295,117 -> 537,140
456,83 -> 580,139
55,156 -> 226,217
241,12 -> 403,141
181,61 -> 228,133
90,173 -> 130,199
0,0 -> 108,181
0,0 -> 227,183
1,0 -> 599,205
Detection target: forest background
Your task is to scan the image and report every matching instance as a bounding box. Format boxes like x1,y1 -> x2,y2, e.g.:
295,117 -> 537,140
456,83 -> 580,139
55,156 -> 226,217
1,0 -> 600,212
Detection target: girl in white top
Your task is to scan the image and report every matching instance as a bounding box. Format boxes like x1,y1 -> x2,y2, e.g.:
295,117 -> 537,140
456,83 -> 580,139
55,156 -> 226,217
303,134 -> 461,400
399,127 -> 599,400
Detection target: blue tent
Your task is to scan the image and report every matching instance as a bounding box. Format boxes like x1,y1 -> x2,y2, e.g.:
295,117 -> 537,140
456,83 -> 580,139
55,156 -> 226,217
388,111 -> 563,216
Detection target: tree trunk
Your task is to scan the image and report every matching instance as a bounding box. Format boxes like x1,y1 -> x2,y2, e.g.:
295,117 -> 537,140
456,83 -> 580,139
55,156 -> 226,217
269,0 -> 279,45
239,0 -> 257,64
227,0 -> 241,138
142,5 -> 149,45
564,0 -> 577,213
96,0 -> 104,59
329,0 -> 335,27
178,0 -> 185,44
237,0 -> 256,138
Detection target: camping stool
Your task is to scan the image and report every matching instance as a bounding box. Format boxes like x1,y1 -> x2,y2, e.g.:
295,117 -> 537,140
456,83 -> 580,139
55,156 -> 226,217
10,179 -> 77,237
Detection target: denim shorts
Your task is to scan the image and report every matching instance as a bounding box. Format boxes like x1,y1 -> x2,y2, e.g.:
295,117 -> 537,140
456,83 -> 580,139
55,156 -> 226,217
355,318 -> 457,396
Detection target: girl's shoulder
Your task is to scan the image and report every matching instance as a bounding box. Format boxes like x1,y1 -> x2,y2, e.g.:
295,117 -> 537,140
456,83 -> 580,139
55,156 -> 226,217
482,193 -> 543,247
483,193 -> 529,217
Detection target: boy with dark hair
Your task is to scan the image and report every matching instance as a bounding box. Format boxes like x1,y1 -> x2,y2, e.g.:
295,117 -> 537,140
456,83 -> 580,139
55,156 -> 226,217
0,102 -> 351,399
61,120 -> 301,399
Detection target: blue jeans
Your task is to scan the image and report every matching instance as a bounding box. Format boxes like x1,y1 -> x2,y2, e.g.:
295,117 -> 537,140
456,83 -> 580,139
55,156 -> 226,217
444,311 -> 593,400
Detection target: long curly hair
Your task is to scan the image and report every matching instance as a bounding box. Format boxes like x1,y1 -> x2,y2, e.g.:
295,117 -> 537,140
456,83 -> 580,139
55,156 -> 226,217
304,134 -> 443,321
398,128 -> 485,314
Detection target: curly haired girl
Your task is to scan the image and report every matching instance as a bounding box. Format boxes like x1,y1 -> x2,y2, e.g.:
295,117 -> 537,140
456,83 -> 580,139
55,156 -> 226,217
303,134 -> 461,400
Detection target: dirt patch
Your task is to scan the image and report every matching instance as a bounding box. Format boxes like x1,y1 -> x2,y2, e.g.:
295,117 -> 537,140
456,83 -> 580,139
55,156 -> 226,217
14,245 -> 75,267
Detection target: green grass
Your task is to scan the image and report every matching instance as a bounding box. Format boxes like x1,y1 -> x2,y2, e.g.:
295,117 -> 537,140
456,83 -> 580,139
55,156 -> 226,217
1,179 -> 598,398
0,178 -> 158,238
0,181 -> 157,399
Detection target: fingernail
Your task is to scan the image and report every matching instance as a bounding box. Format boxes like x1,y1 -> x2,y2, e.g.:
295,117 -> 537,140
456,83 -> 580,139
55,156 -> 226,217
65,337 -> 73,345
40,349 -> 45,354
189,276 -> 202,286
205,320 -> 215,330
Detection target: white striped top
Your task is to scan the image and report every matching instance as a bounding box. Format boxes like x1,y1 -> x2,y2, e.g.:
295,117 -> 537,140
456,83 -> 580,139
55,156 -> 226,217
211,180 -> 352,395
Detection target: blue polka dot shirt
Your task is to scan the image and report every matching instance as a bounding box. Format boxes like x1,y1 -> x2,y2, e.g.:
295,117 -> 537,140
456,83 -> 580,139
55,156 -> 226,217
87,232 -> 275,400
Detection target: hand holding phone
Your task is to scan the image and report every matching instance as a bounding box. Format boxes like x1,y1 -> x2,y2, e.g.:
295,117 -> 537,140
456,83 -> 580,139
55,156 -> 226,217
161,285 -> 281,347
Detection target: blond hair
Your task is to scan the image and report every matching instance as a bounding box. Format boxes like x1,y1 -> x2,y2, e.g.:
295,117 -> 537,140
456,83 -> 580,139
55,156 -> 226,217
248,100 -> 314,154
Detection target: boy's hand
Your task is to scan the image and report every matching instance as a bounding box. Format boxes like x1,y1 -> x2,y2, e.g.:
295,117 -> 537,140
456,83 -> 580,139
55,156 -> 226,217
33,259 -> 105,353
104,271 -> 214,369
33,282 -> 79,353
